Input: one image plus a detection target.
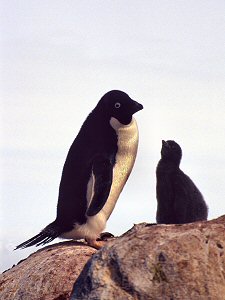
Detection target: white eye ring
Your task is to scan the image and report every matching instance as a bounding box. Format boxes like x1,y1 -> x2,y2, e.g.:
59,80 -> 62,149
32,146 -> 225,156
115,102 -> 121,109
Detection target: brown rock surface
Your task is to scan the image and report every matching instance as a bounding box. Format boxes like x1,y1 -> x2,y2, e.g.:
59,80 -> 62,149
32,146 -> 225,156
0,241 -> 96,300
1,217 -> 225,300
71,216 -> 225,300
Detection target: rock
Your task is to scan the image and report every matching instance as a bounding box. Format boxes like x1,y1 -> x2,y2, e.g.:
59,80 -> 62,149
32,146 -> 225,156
0,241 -> 96,300
1,217 -> 225,300
71,216 -> 225,300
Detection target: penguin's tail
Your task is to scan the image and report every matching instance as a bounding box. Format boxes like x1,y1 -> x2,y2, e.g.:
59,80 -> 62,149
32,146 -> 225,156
15,221 -> 62,250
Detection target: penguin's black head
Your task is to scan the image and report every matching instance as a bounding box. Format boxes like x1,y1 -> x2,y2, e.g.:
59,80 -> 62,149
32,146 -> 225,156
161,140 -> 182,164
98,90 -> 143,125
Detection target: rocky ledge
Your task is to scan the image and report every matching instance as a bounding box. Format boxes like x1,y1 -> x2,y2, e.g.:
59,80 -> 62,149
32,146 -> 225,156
1,215 -> 225,300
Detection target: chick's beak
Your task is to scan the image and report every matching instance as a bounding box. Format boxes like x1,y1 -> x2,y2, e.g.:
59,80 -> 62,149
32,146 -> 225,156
162,140 -> 168,147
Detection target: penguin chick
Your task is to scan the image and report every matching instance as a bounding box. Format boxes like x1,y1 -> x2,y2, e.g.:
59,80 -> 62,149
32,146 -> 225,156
16,90 -> 143,250
156,140 -> 208,224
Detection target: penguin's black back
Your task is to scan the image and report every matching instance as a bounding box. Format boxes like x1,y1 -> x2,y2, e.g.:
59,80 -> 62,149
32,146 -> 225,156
156,140 -> 208,224
56,106 -> 118,227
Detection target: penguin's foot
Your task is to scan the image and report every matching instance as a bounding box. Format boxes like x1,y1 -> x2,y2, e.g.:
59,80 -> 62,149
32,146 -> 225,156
85,238 -> 105,250
145,223 -> 157,227
98,231 -> 114,241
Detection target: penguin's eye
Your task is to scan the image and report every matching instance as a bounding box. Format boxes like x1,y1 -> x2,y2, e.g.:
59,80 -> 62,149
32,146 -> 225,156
114,102 -> 121,109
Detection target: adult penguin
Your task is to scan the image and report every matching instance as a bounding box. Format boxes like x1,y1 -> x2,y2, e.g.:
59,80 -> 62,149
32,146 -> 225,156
16,90 -> 143,249
156,140 -> 208,224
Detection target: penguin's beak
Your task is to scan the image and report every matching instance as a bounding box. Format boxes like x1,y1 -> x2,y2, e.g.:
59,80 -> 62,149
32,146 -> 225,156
161,140 -> 169,156
131,100 -> 143,113
162,140 -> 169,147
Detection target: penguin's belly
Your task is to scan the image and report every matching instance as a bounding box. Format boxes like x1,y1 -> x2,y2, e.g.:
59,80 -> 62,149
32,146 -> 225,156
62,117 -> 139,241
101,117 -> 139,219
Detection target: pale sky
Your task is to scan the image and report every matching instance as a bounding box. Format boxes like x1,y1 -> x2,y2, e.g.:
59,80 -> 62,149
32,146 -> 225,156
1,0 -> 225,272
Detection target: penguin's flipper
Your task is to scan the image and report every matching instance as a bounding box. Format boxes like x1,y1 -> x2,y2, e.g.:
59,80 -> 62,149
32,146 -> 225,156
173,172 -> 197,222
86,157 -> 113,217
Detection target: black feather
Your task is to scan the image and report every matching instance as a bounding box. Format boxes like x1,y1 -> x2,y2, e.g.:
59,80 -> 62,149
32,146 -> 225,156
156,140 -> 208,224
15,221 -> 65,249
86,156 -> 113,217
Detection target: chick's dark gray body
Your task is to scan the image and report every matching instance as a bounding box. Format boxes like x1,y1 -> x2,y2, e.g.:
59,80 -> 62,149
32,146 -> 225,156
16,90 -> 143,249
156,140 -> 208,224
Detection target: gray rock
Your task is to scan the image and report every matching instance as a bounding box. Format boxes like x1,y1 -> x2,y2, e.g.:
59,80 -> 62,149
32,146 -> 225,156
71,216 -> 225,300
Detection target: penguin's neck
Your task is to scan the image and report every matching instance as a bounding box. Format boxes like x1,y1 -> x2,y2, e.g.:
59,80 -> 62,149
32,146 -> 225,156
109,117 -> 134,131
83,111 -> 117,146
157,158 -> 180,173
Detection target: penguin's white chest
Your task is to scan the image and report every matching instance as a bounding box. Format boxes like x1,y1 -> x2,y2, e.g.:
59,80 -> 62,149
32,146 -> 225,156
101,117 -> 139,218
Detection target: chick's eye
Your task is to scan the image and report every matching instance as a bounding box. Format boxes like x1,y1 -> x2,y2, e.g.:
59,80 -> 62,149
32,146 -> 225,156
114,102 -> 121,109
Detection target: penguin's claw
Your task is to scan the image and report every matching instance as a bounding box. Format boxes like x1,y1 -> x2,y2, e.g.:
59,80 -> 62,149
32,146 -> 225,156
86,239 -> 105,249
99,231 -> 114,241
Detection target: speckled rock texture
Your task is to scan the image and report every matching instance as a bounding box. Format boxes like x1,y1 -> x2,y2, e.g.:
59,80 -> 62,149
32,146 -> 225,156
71,216 -> 225,300
1,217 -> 225,300
0,241 -> 96,300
